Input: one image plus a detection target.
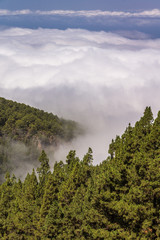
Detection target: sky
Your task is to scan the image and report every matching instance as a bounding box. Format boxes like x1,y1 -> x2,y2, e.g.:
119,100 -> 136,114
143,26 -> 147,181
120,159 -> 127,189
0,0 -> 160,11
0,1 -> 160,171
1,6 -> 160,37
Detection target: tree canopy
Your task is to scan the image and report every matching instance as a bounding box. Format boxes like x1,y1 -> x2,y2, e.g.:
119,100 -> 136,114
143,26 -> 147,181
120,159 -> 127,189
0,107 -> 160,239
0,97 -> 81,182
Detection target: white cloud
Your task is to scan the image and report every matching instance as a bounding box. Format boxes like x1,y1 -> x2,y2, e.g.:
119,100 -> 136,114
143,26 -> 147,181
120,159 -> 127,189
0,9 -> 32,15
1,9 -> 160,18
0,28 -> 160,164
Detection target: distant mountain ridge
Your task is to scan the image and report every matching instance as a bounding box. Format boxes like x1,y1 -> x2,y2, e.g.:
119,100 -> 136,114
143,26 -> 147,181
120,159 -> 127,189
0,97 -> 81,180
0,97 -> 79,143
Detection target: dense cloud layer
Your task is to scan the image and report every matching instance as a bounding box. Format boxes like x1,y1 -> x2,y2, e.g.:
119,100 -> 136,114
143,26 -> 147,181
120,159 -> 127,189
1,28 -> 160,165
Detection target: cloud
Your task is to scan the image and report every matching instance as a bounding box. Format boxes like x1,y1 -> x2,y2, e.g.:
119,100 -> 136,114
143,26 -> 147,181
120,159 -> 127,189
1,9 -> 160,37
1,28 -> 160,165
0,9 -> 32,15
1,140 -> 39,180
1,9 -> 160,18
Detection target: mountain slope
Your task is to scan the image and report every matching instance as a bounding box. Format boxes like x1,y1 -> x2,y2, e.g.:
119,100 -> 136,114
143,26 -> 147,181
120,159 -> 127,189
0,97 -> 78,143
1,107 -> 160,238
0,97 -> 81,180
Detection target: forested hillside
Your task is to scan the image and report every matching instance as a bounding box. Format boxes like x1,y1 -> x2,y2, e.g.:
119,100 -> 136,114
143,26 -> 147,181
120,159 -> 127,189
0,106 -> 160,239
0,97 -> 80,181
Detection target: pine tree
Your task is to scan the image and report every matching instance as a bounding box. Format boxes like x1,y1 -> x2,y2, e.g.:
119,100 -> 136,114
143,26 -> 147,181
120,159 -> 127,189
36,150 -> 50,201
14,170 -> 39,238
37,150 -> 50,181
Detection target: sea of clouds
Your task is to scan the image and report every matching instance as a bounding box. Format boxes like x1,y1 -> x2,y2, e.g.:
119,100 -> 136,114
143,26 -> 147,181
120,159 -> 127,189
1,27 -> 160,166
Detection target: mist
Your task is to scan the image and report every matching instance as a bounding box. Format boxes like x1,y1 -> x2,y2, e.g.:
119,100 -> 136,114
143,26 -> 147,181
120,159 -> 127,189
1,28 -> 160,166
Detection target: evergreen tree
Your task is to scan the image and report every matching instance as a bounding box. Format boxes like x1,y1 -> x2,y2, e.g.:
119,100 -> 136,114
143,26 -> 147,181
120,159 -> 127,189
37,150 -> 50,200
37,150 -> 50,180
1,107 -> 160,239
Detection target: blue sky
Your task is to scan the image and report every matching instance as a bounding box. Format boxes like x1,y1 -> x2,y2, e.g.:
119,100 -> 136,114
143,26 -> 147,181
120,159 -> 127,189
1,8 -> 160,38
0,0 -> 160,11
0,0 -> 160,38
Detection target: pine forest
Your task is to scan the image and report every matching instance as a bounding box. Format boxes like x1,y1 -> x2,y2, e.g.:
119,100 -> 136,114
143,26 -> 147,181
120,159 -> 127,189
0,101 -> 160,239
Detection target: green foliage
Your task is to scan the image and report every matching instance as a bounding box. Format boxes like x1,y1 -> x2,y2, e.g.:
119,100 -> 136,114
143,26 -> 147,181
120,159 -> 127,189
1,106 -> 160,239
0,97 -> 79,142
37,150 -> 50,180
0,97 -> 80,181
